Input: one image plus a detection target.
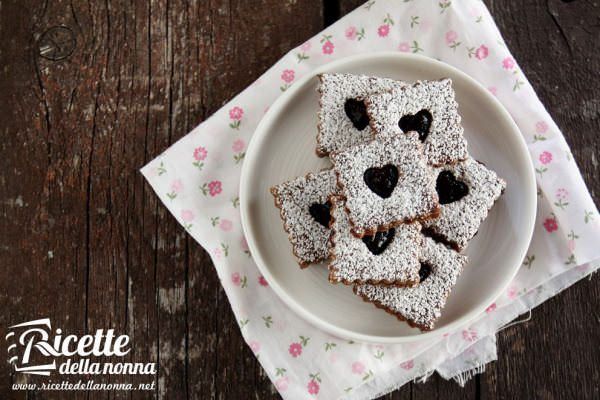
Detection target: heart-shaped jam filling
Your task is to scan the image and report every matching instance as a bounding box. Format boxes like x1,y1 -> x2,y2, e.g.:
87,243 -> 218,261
398,109 -> 432,142
363,164 -> 399,199
362,228 -> 395,255
344,98 -> 369,131
436,170 -> 469,204
418,262 -> 433,283
309,201 -> 332,228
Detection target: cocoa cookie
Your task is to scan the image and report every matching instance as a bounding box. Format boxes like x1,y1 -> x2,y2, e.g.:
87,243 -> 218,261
328,196 -> 422,286
270,169 -> 339,267
422,157 -> 506,251
354,236 -> 468,331
316,73 -> 405,157
330,132 -> 440,238
365,79 -> 468,166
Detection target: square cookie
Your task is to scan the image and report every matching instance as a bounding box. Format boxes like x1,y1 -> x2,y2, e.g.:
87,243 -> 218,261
354,236 -> 468,331
316,73 -> 405,157
328,196 -> 422,286
365,78 -> 468,166
422,157 -> 506,251
270,169 -> 339,267
330,132 -> 439,238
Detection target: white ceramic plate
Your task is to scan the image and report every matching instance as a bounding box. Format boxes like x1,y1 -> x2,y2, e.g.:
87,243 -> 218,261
240,53 -> 536,343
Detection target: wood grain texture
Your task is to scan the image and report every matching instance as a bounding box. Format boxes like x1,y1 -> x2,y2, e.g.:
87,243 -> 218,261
480,1 -> 600,399
0,0 -> 597,399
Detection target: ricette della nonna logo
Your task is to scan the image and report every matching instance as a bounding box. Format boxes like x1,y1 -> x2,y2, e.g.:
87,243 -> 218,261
6,318 -> 156,378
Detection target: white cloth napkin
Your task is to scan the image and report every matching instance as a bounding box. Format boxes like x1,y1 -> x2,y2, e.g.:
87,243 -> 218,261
141,1 -> 600,398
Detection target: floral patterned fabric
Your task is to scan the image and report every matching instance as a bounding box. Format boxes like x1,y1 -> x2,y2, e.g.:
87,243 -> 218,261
141,1 -> 600,398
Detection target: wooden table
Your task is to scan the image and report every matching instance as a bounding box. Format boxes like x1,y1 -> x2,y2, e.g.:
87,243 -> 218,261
1,1 -> 598,398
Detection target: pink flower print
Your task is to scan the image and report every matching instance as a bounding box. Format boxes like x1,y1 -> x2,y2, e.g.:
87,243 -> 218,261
502,56 -> 515,70
148,166 -> 159,177
475,45 -> 489,60
192,148 -> 206,170
193,146 -> 207,161
280,70 -> 295,92
208,180 -> 222,196
240,236 -> 249,252
231,272 -> 241,286
289,342 -> 302,357
420,20 -> 432,33
307,380 -> 319,395
322,40 -> 334,55
488,86 -> 498,96
567,239 -> 576,253
275,377 -> 289,391
507,285 -> 518,299
181,209 -> 195,222
297,43 -> 310,62
400,359 -> 414,370
213,247 -> 222,259
539,151 -> 553,165
328,352 -> 338,363
556,188 -> 569,200
258,276 -> 269,287
576,263 -> 590,273
345,26 -> 357,40
445,30 -> 458,45
377,24 -> 390,37
249,340 -> 260,354
232,139 -> 246,163
229,106 -> 243,121
229,106 -> 243,129
351,361 -> 365,375
486,303 -> 497,313
220,219 -> 233,232
469,6 -> 480,17
232,139 -> 245,153
281,69 -> 295,84
398,42 -> 410,52
167,179 -> 183,200
536,121 -> 549,134
462,328 -> 478,342
171,179 -> 183,193
543,217 -> 558,233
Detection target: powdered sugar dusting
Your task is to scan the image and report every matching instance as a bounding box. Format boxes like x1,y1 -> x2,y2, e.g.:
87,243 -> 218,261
270,169 -> 339,266
366,79 -> 468,166
317,73 -> 405,156
354,236 -> 468,331
329,197 -> 422,285
423,157 -> 506,250
330,132 -> 439,237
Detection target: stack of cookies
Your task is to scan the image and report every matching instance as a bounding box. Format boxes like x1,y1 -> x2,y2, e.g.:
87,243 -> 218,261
271,74 -> 506,331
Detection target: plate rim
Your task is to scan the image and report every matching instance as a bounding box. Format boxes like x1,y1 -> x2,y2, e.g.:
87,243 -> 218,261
239,51 -> 537,343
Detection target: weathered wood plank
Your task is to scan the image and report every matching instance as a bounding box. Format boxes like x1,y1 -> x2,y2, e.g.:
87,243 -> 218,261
481,0 -> 600,399
0,0 -> 323,399
197,2 -> 324,399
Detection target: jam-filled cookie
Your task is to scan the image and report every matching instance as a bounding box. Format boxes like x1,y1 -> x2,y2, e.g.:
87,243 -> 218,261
422,157 -> 506,251
354,236 -> 468,331
330,133 -> 440,238
328,196 -> 422,286
316,73 -> 405,157
270,169 -> 339,267
365,79 -> 468,166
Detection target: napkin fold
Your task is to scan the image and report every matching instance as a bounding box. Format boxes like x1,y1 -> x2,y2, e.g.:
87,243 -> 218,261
141,1 -> 600,398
